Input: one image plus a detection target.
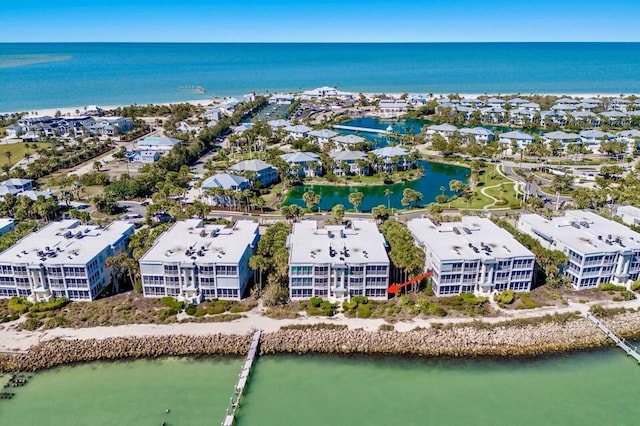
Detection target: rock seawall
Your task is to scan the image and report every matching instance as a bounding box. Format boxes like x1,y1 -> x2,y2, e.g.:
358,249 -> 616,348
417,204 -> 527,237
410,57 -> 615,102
2,312 -> 640,372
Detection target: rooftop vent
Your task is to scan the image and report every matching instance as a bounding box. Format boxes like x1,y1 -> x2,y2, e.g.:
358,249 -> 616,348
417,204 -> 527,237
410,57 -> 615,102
200,230 -> 207,237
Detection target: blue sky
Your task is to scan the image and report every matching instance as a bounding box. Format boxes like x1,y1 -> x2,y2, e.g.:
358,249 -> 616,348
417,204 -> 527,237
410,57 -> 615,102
2,0 -> 639,42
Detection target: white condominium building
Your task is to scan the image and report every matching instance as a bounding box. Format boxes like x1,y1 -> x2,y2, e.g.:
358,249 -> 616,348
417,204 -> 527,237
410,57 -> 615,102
408,217 -> 535,296
286,220 -> 390,300
0,220 -> 134,301
518,211 -> 640,289
139,219 -> 259,302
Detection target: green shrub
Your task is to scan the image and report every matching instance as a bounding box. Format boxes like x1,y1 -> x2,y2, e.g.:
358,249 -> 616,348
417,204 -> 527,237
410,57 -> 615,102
229,305 -> 250,313
194,308 -> 206,317
185,304 -> 197,316
620,290 -> 636,301
590,304 -> 604,316
22,317 -> 42,331
494,289 -> 515,305
631,280 -> 640,292
352,296 -> 369,305
509,201 -> 522,209
309,297 -> 323,308
30,297 -> 69,313
342,300 -> 357,310
516,293 -> 541,309
8,297 -> 32,315
598,283 -> 626,292
494,199 -> 508,206
161,296 -> 184,310
428,303 -> 447,317
357,304 -> 372,318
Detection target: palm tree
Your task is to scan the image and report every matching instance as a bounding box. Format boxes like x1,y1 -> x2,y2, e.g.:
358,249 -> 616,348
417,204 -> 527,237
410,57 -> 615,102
3,151 -> 12,165
384,189 -> 392,209
348,191 -> 364,213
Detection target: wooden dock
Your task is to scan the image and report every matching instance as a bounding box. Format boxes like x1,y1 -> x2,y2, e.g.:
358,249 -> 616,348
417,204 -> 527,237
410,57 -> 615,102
585,312 -> 640,363
333,124 -> 390,134
221,329 -> 262,426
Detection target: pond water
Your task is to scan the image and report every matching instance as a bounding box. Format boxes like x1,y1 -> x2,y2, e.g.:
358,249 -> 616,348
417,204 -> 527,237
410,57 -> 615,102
283,160 -> 469,212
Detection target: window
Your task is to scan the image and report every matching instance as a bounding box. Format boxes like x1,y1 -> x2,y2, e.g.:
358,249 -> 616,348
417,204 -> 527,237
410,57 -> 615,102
201,288 -> 216,298
349,277 -> 364,287
314,289 -> 328,297
314,277 -> 328,287
510,282 -> 530,291
0,288 -> 17,297
291,266 -> 313,276
216,265 -> 238,276
0,276 -> 14,285
13,266 -> 27,275
67,290 -> 90,300
63,266 -> 86,277
164,265 -> 179,274
166,287 -> 180,297
461,285 -> 475,293
462,273 -> 477,284
142,275 -> 164,285
199,277 -> 214,286
291,277 -> 313,287
314,266 -> 329,276
349,289 -> 363,296
14,277 -> 30,287
495,283 -> 508,291
218,288 -> 239,298
291,289 -> 312,298
366,276 -> 388,287
199,265 -> 215,275
51,290 -> 66,298
437,285 -> 460,295
0,265 -> 12,274
365,288 -> 387,298
144,286 -> 165,296
366,265 -> 388,275
349,266 -> 364,276
166,276 -> 180,286
17,289 -> 31,297
48,279 -> 65,289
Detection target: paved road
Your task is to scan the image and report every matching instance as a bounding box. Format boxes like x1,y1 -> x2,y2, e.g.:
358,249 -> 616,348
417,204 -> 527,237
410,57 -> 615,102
502,163 -> 574,209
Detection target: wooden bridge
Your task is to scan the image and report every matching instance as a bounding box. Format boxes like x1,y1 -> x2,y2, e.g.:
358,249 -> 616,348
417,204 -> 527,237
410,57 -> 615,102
221,329 -> 262,426
333,124 -> 391,134
586,312 -> 640,363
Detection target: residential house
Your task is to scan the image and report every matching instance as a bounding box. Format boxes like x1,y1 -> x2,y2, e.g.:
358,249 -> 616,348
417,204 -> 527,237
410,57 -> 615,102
0,220 -> 134,301
617,130 -> 640,153
331,134 -> 367,150
518,211 -> 640,289
370,146 -> 413,172
543,131 -> 581,148
308,129 -> 339,145
329,150 -> 369,176
284,124 -> 313,140
616,205 -> 640,227
498,130 -> 535,150
127,150 -> 161,163
0,218 -> 15,236
201,173 -> 250,192
407,217 -> 535,296
229,159 -> 279,186
459,127 -> 495,143
378,100 -> 409,117
286,220 -> 390,300
137,136 -> 181,151
579,130 -> 616,152
280,152 -> 323,177
426,124 -> 458,140
139,219 -> 259,302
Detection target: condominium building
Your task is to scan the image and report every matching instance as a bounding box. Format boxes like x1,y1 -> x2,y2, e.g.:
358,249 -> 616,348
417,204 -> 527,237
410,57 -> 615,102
286,220 -> 390,300
616,205 -> 640,227
518,211 -> 640,289
408,217 -> 535,296
139,219 -> 259,302
0,220 -> 134,301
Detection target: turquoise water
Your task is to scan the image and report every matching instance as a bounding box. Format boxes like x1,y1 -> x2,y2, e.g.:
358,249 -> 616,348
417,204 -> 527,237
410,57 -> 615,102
2,43 -> 640,112
284,160 -> 468,212
2,350 -> 639,426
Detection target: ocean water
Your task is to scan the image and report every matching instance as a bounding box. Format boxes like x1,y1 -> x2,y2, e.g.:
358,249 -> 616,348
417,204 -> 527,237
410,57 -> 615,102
2,350 -> 639,426
2,43 -> 640,113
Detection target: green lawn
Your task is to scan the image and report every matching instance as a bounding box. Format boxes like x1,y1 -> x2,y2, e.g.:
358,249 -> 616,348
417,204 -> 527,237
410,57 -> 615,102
0,142 -> 50,167
443,164 -> 518,210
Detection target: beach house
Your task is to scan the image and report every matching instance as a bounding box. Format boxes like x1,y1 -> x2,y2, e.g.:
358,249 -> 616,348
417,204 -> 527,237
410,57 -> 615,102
137,136 -> 182,151
370,146 -> 414,172
229,159 -> 278,187
329,150 -> 369,176
280,152 -> 323,177
286,220 -> 390,300
517,211 -> 640,289
0,218 -> 15,236
0,220 -> 134,301
378,100 -> 409,117
498,130 -> 535,150
139,219 -> 259,302
459,127 -> 495,143
331,134 -> 367,150
407,217 -> 535,296
284,124 -> 313,140
308,129 -> 339,145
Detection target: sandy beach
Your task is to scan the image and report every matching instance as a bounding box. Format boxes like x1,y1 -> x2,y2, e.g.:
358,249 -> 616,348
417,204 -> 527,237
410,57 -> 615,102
2,296 -> 639,354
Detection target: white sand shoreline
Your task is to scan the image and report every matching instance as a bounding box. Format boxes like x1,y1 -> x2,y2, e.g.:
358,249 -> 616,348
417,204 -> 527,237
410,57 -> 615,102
5,92 -> 639,117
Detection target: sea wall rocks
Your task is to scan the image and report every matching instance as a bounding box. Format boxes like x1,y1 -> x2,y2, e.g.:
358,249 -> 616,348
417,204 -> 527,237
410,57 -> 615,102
2,311 -> 640,372
0,334 -> 250,373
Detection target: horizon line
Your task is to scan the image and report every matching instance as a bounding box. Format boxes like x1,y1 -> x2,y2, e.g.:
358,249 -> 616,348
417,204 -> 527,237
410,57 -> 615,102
2,40 -> 640,44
